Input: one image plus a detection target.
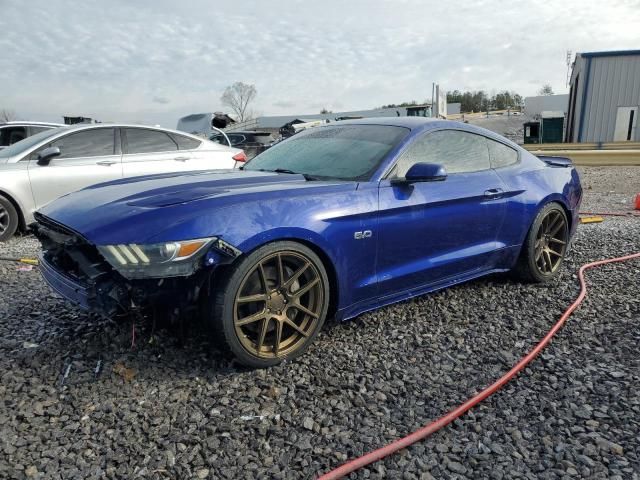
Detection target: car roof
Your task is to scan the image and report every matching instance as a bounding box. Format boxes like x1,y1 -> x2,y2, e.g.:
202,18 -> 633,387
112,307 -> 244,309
332,116 -> 443,129
331,117 -> 521,148
0,121 -> 65,127
49,123 -> 205,139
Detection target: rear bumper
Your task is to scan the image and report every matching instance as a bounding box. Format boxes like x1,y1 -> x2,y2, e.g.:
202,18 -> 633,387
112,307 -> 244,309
38,253 -> 94,310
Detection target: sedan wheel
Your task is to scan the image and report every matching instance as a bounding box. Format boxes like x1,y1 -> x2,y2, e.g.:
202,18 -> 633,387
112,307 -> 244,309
514,202 -> 569,283
211,242 -> 329,367
0,195 -> 19,242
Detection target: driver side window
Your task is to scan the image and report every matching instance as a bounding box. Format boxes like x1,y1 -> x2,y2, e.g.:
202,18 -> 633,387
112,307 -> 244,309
392,130 -> 491,177
30,129 -> 115,160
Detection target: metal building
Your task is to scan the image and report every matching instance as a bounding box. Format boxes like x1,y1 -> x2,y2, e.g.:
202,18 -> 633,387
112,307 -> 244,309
523,94 -> 569,118
565,49 -> 640,142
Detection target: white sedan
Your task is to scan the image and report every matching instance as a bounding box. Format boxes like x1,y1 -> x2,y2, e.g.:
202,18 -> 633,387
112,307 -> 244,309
0,124 -> 245,240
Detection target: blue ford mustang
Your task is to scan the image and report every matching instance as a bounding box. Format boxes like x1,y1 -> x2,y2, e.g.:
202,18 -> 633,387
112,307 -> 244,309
34,118 -> 582,367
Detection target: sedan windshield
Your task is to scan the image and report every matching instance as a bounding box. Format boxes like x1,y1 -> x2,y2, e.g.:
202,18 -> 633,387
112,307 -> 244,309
0,127 -> 68,158
243,124 -> 409,181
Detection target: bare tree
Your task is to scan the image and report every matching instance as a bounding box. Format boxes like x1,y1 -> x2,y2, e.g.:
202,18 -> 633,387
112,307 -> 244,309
538,84 -> 555,96
0,109 -> 17,122
221,82 -> 257,122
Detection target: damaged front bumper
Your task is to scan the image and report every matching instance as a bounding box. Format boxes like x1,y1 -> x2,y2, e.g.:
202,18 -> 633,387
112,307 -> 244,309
39,252 -> 97,311
33,213 -> 241,317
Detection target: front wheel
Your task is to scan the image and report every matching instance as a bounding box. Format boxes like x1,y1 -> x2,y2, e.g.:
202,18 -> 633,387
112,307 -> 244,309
514,202 -> 569,283
0,195 -> 19,242
209,241 -> 330,368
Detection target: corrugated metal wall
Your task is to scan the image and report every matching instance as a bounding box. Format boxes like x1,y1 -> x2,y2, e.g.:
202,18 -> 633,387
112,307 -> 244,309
573,54 -> 640,142
565,56 -> 586,142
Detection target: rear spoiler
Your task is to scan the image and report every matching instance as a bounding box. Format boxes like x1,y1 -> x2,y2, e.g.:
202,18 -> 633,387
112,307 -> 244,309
537,155 -> 573,167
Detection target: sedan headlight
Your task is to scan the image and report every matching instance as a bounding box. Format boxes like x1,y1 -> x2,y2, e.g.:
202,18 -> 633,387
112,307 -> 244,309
98,238 -> 215,279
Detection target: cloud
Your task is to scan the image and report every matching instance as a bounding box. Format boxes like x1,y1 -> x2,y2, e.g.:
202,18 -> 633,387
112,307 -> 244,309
1,0 -> 639,127
272,100 -> 297,109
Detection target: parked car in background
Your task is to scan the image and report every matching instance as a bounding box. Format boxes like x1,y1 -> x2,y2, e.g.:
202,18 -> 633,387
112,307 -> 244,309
279,119 -> 327,139
0,121 -> 63,150
210,130 -> 275,159
176,112 -> 236,137
34,118 -> 581,367
0,124 -> 245,240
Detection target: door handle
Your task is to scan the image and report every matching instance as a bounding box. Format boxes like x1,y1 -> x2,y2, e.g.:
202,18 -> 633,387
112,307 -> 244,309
96,160 -> 117,166
174,156 -> 189,162
484,188 -> 504,199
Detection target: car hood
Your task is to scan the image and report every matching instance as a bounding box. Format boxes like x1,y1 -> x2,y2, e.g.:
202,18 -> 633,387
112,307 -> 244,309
38,169 -> 357,244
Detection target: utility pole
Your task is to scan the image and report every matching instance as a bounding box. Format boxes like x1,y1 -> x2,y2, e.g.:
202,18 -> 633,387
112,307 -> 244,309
431,83 -> 435,118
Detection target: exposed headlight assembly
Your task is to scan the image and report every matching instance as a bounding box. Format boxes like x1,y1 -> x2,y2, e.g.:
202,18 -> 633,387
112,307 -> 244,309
98,238 -> 215,279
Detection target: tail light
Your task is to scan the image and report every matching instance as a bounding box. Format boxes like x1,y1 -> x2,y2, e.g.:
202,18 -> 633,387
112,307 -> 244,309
232,151 -> 247,162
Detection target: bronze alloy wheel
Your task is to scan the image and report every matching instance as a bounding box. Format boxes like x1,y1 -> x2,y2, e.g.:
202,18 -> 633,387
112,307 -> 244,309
534,209 -> 568,275
233,251 -> 324,359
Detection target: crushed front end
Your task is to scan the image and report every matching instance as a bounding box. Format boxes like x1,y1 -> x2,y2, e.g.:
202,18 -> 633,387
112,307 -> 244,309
33,213 -> 241,318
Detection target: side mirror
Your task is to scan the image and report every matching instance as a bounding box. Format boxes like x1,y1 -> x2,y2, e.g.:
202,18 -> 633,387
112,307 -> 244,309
37,146 -> 61,166
391,162 -> 447,185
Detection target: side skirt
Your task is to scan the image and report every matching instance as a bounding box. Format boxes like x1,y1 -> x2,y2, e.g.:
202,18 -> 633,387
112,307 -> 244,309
335,266 -> 511,322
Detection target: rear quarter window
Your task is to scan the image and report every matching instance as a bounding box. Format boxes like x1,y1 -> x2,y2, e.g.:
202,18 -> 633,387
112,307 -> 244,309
487,139 -> 519,169
170,133 -> 201,150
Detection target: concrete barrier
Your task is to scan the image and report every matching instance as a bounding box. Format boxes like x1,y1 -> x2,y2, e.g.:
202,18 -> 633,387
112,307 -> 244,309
527,149 -> 640,166
523,142 -> 640,151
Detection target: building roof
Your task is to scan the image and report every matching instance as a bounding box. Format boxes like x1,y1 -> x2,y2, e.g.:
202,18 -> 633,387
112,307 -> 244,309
580,49 -> 640,58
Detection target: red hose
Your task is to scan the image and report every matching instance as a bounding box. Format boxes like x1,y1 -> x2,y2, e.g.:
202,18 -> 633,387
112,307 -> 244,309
318,251 -> 640,479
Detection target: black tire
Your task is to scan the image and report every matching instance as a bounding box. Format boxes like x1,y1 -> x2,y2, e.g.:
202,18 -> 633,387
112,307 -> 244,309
0,195 -> 19,242
513,202 -> 569,283
208,241 -> 330,368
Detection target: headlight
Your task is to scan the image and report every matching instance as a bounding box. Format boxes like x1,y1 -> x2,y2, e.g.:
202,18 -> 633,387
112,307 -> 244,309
98,238 -> 215,279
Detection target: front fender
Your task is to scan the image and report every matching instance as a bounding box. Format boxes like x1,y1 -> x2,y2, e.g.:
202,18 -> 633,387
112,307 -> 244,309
146,189 -> 379,311
234,226 -> 336,259
0,165 -> 35,226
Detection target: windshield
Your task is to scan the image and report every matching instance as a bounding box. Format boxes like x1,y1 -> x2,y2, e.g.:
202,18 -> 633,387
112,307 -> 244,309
243,124 -> 409,181
0,126 -> 67,158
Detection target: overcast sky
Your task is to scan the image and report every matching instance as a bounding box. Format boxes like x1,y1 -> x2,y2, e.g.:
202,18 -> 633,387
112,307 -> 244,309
1,0 -> 639,127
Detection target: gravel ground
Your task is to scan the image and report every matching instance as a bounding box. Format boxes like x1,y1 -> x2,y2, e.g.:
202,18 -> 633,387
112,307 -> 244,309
1,168 -> 639,480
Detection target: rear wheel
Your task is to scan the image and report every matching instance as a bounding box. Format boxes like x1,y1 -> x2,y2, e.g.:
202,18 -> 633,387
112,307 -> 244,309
210,241 -> 330,368
514,203 -> 569,283
0,195 -> 19,242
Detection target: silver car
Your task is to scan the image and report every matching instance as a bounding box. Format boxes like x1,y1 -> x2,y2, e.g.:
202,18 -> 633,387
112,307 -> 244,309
0,124 -> 244,240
